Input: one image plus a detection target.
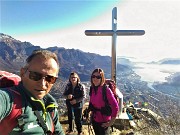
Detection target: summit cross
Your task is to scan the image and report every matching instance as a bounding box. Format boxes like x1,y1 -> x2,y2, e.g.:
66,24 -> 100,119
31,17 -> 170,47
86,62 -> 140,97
85,7 -> 145,82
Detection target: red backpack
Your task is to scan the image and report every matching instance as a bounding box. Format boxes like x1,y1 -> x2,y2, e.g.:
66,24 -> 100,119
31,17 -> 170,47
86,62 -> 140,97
0,71 -> 21,88
0,71 -> 22,135
89,79 -> 119,104
103,79 -> 119,103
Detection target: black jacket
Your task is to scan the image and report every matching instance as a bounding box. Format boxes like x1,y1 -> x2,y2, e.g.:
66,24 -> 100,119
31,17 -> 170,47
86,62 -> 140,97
63,82 -> 85,109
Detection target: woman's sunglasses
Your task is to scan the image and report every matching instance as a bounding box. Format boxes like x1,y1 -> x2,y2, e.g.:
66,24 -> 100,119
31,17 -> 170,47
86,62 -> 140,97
28,70 -> 57,84
91,75 -> 102,79
71,77 -> 77,79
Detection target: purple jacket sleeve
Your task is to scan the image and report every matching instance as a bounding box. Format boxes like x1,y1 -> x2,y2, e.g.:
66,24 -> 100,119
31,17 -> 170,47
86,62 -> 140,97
106,87 -> 119,117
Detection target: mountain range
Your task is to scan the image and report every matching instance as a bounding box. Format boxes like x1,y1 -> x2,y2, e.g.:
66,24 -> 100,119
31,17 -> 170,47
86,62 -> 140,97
0,33 -> 133,81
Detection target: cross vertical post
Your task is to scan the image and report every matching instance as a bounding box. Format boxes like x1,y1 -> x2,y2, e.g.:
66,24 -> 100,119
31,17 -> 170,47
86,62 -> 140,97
112,7 -> 117,82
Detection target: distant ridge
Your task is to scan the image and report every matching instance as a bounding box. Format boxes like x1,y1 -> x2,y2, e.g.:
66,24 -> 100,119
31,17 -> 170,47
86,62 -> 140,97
159,58 -> 180,65
0,33 -> 132,81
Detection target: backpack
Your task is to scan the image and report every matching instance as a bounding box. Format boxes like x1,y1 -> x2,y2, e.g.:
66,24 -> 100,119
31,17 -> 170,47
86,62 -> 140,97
0,71 -> 22,135
0,89 -> 22,135
103,79 -> 119,103
102,79 -> 119,131
0,70 -> 21,88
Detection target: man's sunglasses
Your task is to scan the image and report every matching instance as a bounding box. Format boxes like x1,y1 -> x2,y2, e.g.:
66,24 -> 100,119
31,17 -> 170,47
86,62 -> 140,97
91,75 -> 102,79
28,70 -> 57,84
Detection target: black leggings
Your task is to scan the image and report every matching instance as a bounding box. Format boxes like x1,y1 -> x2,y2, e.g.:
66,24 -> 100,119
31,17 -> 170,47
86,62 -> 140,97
92,120 -> 110,135
67,107 -> 82,133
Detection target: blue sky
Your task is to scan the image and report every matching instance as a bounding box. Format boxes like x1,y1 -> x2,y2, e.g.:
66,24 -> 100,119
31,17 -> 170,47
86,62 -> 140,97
1,0 -> 180,63
1,0 -> 120,35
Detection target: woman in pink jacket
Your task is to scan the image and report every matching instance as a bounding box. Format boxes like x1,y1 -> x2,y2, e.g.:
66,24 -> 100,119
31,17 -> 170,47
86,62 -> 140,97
88,68 -> 119,135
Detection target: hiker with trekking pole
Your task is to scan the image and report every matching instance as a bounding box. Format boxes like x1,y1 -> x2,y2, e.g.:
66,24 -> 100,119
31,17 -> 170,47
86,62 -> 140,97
87,68 -> 119,135
63,72 -> 85,135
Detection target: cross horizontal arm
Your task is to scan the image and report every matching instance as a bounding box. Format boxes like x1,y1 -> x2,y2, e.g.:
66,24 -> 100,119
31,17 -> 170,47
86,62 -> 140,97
116,30 -> 145,36
85,30 -> 145,36
85,30 -> 114,36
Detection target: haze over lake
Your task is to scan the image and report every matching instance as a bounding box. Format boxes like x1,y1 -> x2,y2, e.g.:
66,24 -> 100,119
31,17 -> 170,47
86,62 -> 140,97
133,63 -> 180,83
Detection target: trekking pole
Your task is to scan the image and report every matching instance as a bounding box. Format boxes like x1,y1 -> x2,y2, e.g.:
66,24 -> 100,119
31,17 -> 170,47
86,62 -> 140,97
87,120 -> 94,135
87,118 -> 94,135
89,122 -> 94,135
87,121 -> 91,135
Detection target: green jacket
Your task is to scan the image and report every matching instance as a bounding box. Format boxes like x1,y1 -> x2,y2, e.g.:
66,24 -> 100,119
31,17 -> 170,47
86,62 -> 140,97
0,82 -> 65,135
